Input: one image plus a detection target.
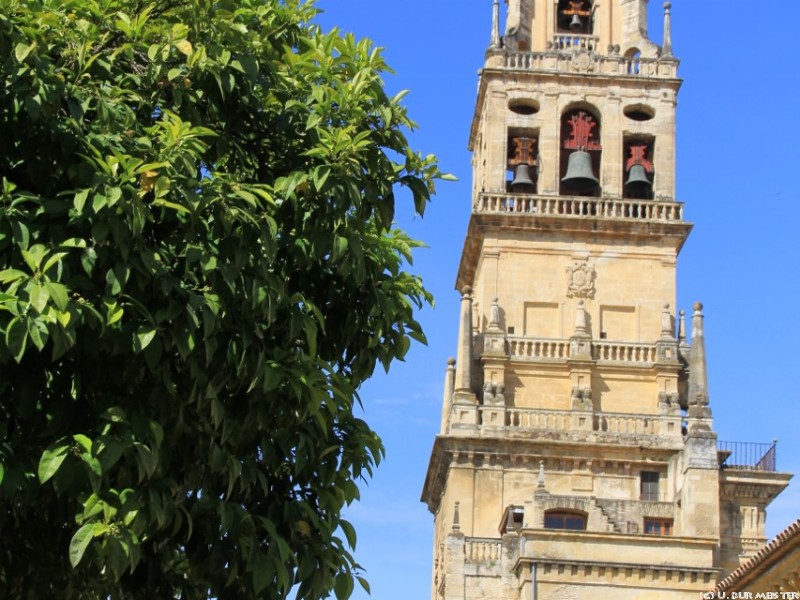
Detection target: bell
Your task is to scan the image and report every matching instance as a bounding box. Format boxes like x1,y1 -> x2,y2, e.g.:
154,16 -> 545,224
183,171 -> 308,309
569,14 -> 583,30
561,150 -> 599,192
510,163 -> 535,191
624,164 -> 652,198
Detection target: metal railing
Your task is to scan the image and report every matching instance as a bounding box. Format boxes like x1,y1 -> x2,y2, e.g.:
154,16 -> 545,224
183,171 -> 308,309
718,440 -> 777,471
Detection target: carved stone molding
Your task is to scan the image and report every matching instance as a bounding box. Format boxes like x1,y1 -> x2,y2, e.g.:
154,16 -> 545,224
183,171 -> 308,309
566,261 -> 596,298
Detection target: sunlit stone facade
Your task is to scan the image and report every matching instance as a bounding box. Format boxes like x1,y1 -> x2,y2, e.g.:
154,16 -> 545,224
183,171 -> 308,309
421,1 -> 792,598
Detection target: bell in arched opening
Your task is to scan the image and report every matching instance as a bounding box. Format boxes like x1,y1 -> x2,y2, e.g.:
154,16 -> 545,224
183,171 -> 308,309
510,163 -> 535,192
562,150 -> 599,193
624,164 -> 652,199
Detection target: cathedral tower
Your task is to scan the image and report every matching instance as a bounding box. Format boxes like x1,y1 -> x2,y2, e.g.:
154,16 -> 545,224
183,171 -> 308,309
421,1 -> 792,598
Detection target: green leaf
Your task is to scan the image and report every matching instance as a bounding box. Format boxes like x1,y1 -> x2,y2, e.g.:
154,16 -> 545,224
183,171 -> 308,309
5,316 -> 28,362
252,556 -> 271,595
29,283 -> 49,313
356,576 -> 371,594
103,298 -> 124,325
133,326 -> 156,352
334,572 -> 354,600
38,441 -> 69,483
27,317 -> 48,351
69,523 -> 95,567
340,520 -> 357,549
14,41 -> 35,63
45,282 -> 69,311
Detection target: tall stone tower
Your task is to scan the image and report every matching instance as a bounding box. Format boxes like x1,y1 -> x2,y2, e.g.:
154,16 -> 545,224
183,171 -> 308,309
421,1 -> 792,598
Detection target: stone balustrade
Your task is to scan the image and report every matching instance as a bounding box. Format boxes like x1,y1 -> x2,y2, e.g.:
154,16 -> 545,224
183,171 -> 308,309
464,537 -> 503,562
507,336 -> 660,366
498,49 -> 678,79
552,34 -> 600,52
474,193 -> 684,223
594,413 -> 665,436
592,341 -> 658,364
507,407 -> 571,431
506,407 -> 681,438
508,337 -> 571,360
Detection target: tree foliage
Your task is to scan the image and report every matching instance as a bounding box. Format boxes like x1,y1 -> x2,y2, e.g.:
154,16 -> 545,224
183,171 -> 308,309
0,0 -> 447,597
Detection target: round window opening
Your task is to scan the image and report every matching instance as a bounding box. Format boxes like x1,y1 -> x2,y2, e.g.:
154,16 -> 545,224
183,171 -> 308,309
624,104 -> 655,122
509,100 -> 540,115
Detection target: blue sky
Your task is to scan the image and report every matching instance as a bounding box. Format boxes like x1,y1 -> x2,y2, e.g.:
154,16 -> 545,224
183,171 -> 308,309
312,2 -> 800,599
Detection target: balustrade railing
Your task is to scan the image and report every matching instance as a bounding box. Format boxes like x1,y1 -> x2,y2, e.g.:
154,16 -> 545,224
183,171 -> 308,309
464,537 -> 503,562
508,337 -> 570,360
552,34 -> 599,52
498,49 -> 677,79
475,193 -> 684,223
594,413 -> 663,435
505,407 -> 678,438
506,336 -> 659,366
592,342 -> 657,364
507,408 -> 571,431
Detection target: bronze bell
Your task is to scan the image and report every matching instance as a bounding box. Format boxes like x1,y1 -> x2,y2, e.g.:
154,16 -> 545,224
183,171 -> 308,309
562,150 -> 599,192
569,14 -> 583,31
624,164 -> 652,198
510,163 -> 535,191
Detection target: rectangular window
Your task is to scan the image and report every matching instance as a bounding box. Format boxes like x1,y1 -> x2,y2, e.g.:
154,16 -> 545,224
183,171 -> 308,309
544,511 -> 587,531
644,518 -> 673,536
640,471 -> 660,501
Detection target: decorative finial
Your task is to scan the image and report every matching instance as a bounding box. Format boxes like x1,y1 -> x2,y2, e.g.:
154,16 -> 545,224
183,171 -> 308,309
662,2 -> 673,58
453,501 -> 461,531
537,460 -> 546,489
688,301 -> 710,411
678,309 -> 686,344
574,299 -> 587,335
490,297 -> 501,329
447,357 -> 456,367
661,303 -> 673,337
490,0 -> 501,49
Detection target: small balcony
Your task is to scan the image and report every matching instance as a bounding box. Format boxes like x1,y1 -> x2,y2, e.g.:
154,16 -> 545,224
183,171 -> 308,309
718,440 -> 778,472
474,192 -> 685,224
490,45 -> 679,80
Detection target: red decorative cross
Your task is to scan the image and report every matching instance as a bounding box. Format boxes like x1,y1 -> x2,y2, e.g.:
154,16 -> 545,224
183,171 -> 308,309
563,1 -> 591,17
509,137 -> 537,167
563,112 -> 602,151
626,145 -> 653,172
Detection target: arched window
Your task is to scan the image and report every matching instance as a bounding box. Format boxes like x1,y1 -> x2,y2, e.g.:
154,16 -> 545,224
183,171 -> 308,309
560,108 -> 601,197
544,510 -> 587,531
557,0 -> 593,35
625,47 -> 642,75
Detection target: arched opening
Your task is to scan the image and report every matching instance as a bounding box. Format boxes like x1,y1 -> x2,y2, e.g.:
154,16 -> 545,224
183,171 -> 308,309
507,128 -> 539,194
625,47 -> 642,75
623,136 -> 654,200
556,0 -> 593,36
544,510 -> 588,531
560,107 -> 601,197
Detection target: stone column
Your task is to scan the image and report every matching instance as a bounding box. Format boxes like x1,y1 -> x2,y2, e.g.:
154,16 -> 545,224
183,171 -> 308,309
441,358 -> 456,434
454,286 -> 475,399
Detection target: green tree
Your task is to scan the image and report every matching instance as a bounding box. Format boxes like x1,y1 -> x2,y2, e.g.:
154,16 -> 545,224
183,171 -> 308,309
0,0 -> 448,597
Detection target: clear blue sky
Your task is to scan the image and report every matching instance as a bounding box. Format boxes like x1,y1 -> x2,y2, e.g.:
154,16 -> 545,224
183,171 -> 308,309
312,2 -> 800,599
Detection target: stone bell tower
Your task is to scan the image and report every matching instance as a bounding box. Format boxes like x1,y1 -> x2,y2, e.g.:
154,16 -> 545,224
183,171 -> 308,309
421,1 -> 792,599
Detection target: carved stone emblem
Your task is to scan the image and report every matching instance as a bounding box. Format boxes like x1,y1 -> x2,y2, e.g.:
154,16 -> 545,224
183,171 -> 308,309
571,49 -> 595,73
566,261 -> 596,298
